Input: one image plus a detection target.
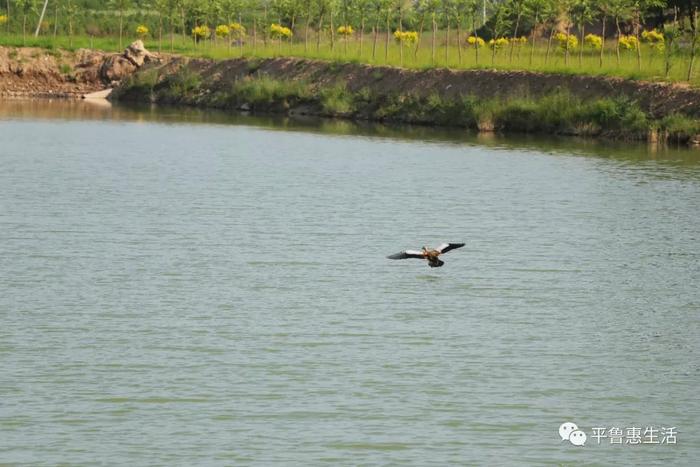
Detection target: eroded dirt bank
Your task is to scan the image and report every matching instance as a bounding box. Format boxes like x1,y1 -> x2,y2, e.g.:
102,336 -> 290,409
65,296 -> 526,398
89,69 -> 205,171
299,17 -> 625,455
116,56 -> 700,119
0,42 -> 160,98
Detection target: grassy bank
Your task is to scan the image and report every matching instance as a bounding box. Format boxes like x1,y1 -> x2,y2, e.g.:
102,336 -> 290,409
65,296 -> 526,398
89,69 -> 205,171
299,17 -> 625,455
1,31 -> 697,86
115,65 -> 700,145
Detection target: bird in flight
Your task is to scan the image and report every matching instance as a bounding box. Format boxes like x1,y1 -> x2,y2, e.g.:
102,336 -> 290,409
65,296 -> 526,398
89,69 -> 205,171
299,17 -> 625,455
387,243 -> 465,268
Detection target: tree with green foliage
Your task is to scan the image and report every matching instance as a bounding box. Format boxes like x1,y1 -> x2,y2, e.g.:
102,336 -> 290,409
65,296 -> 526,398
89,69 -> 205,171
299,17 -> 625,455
607,0 -> 634,65
527,0 -> 554,65
64,0 -> 79,47
463,0 -> 482,64
353,0 -> 372,57
508,0 -> 531,63
631,0 -> 666,70
488,1 -> 510,65
109,0 -> 132,49
33,0 -> 48,37
571,0 -> 597,66
395,0 -> 412,65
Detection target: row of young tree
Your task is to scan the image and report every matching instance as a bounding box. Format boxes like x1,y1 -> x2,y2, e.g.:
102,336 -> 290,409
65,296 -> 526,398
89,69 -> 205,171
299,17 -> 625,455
2,0 -> 700,75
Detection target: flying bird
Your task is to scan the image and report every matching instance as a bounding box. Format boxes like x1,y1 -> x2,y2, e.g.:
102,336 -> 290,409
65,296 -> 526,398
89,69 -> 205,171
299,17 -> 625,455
387,243 -> 465,268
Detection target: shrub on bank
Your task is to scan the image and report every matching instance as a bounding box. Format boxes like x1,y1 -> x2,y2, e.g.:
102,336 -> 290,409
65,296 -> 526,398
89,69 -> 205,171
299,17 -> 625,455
270,24 -> 292,39
229,75 -> 310,108
584,34 -> 603,50
467,36 -> 485,48
554,33 -> 578,51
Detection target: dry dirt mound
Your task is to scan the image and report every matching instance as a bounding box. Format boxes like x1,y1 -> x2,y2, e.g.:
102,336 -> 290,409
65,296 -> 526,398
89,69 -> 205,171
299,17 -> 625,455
0,41 -> 163,98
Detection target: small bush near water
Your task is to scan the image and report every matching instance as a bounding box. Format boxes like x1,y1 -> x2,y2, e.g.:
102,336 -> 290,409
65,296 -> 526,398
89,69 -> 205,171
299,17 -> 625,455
228,75 -> 312,109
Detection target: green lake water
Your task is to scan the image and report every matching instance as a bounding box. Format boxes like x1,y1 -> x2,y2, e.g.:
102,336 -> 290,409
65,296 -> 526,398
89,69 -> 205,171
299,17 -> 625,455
1,99 -> 699,465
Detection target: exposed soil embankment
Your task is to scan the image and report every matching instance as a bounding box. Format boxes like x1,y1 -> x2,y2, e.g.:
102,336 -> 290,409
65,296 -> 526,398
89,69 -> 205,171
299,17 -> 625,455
0,42 -> 161,98
130,56 -> 700,119
112,56 -> 700,142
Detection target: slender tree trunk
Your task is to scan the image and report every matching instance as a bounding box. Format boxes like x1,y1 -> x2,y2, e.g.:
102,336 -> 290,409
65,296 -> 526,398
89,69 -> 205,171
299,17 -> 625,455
666,7 -> 678,77
170,13 -> 174,52
278,16 -> 283,55
253,18 -> 257,53
445,17 -> 449,65
290,15 -> 296,53
545,27 -> 554,64
360,16 -> 365,57
53,4 -> 58,41
239,13 -> 244,56
473,18 -> 480,65
226,14 -> 232,52
491,34 -> 497,65
5,0 -> 9,34
457,17 -> 462,65
529,14 -> 538,65
578,24 -> 584,66
399,10 -> 404,66
509,14 -> 521,63
384,11 -> 390,63
181,9 -> 186,47
159,12 -> 163,52
689,8 -> 698,80
635,13 -> 642,71
305,10 -> 311,53
34,0 -> 49,37
317,14 -> 323,53
414,14 -> 424,59
263,7 -> 268,47
330,12 -> 334,52
119,8 -> 123,49
599,16 -> 606,68
615,17 -> 621,66
372,20 -> 378,60
343,9 -> 348,55
22,15 -> 26,46
431,13 -> 436,64
565,23 -> 571,65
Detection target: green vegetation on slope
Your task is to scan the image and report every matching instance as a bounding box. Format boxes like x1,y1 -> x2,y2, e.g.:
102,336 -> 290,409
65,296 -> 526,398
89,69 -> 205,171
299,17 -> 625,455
116,68 -> 700,144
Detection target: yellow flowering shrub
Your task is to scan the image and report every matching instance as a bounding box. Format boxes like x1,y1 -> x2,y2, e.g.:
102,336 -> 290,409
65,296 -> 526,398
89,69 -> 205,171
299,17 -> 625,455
467,36 -> 485,47
229,22 -> 246,39
270,23 -> 292,39
136,25 -> 149,38
192,25 -> 210,40
642,29 -> 664,43
215,24 -> 230,38
337,25 -> 354,36
584,33 -> 603,50
513,36 -> 528,45
0,15 -> 8,25
393,30 -> 418,45
642,29 -> 664,52
554,32 -> 578,50
618,35 -> 639,51
488,37 -> 509,49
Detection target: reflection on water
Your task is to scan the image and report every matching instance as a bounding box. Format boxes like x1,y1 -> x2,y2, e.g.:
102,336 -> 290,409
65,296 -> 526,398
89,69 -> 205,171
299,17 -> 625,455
2,98 -> 700,167
1,98 -> 699,466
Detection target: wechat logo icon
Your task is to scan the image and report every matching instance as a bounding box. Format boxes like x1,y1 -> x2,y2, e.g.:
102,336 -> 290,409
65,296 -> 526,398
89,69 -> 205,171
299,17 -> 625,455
559,422 -> 587,446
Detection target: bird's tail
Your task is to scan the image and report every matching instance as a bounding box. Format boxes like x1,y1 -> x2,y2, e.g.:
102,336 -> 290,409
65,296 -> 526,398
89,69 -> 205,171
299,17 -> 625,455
429,259 -> 444,268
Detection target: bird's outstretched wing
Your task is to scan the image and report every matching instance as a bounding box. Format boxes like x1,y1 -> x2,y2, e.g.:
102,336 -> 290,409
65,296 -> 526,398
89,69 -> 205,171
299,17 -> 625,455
387,249 -> 425,260
435,243 -> 465,254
